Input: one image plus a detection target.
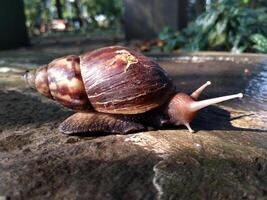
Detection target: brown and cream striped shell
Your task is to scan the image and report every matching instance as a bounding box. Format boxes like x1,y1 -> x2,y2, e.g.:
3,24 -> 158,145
27,46 -> 175,114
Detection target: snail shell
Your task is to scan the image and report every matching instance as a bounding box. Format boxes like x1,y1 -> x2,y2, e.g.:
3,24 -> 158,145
27,46 -> 174,113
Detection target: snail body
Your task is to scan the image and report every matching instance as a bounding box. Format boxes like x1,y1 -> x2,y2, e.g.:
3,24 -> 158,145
25,46 -> 243,135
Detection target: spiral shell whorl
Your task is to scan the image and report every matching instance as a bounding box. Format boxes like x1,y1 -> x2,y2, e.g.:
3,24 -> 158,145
32,55 -> 92,110
35,65 -> 52,98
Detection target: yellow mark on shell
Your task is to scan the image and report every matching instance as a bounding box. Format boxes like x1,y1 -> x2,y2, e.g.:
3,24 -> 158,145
66,61 -> 73,70
69,78 -> 84,93
58,79 -> 70,87
57,94 -> 72,102
49,77 -> 85,98
74,63 -> 81,73
66,60 -> 80,74
49,82 -> 57,90
115,50 -> 139,72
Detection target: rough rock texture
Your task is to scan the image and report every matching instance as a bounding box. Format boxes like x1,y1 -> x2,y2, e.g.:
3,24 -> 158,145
0,37 -> 267,200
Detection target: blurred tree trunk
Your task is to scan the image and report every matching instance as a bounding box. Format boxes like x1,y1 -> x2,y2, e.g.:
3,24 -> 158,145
55,0 -> 63,19
195,0 -> 206,15
178,0 -> 188,29
124,0 -> 188,40
0,0 -> 29,50
73,0 -> 83,27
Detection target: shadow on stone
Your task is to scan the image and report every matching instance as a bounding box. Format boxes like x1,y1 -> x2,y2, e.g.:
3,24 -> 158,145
0,89 -> 71,130
192,105 -> 266,133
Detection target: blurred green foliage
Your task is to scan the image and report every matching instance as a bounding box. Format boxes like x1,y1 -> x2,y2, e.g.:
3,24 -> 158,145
23,0 -> 122,36
82,0 -> 122,23
159,0 -> 267,53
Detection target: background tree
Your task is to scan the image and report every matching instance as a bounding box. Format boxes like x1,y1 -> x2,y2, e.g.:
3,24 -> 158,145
0,0 -> 29,50
55,0 -> 63,19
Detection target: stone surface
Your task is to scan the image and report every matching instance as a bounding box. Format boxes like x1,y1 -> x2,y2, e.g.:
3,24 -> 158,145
0,36 -> 267,200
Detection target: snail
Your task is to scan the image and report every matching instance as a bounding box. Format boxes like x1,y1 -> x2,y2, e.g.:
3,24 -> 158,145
24,46 -> 243,135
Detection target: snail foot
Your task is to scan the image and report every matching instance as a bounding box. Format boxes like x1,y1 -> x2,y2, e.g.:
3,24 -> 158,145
59,112 -> 148,135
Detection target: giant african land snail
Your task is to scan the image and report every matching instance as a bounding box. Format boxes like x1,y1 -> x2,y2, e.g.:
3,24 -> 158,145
24,46 -> 243,135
